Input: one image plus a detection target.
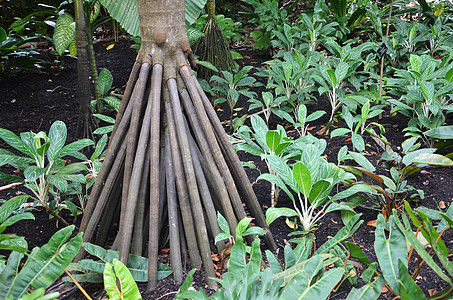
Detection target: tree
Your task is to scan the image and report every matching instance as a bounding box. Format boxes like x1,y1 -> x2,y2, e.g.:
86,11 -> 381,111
76,0 -> 276,290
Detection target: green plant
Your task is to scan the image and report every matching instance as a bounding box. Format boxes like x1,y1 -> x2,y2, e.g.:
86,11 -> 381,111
0,121 -> 94,224
255,50 -> 318,112
0,26 -> 45,77
0,223 -> 82,300
235,115 -> 303,206
177,214 -> 363,299
240,0 -> 290,50
64,242 -> 173,283
387,54 -> 453,147
193,14 -> 245,44
337,136 -> 453,219
104,259 -> 143,300
92,68 -> 122,135
211,66 -> 260,119
331,102 -> 384,152
260,139 -> 354,233
215,212 -> 266,247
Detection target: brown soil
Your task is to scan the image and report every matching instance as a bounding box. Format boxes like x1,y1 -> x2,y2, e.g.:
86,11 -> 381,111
0,39 -> 452,299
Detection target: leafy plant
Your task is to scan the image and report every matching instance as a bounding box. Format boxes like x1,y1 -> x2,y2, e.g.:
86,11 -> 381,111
64,242 -> 173,283
0,224 -> 82,300
260,138 -> 354,233
235,115 -> 302,206
0,26 -> 44,77
0,121 -> 94,224
215,212 -> 266,247
255,50 -> 318,112
211,66 -> 260,119
387,54 -> 453,147
331,102 -> 384,152
337,136 -> 453,218
104,259 -> 143,300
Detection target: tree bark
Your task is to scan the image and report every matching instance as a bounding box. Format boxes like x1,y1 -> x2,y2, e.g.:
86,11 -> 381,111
77,0 -> 275,291
75,0 -> 96,140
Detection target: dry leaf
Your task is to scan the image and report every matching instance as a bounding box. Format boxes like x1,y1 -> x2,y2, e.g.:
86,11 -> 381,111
345,138 -> 352,142
367,220 -> 377,227
421,170 -> 431,175
439,201 -> 446,209
381,286 -> 388,293
428,289 -> 437,297
307,126 -> 316,131
106,44 -> 115,50
159,248 -> 170,254
316,125 -> 326,135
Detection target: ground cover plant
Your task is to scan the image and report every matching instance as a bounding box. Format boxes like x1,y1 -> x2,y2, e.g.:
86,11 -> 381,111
0,0 -> 453,299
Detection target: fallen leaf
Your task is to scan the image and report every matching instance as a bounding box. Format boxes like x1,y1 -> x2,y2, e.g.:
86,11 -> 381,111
159,248 -> 170,254
428,290 -> 437,297
381,286 -> 388,293
421,170 -> 431,175
307,126 -> 316,130
216,272 -> 222,279
439,201 -> 446,209
367,220 -> 377,227
106,44 -> 115,50
13,169 -> 21,174
370,151 -> 377,155
316,125 -> 326,135
345,138 -> 352,142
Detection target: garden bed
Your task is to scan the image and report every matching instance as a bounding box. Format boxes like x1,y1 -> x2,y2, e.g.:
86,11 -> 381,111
1,38 -> 452,299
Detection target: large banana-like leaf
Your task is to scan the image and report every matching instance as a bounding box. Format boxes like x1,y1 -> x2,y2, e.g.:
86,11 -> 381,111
100,0 -> 207,37
5,226 -> 82,299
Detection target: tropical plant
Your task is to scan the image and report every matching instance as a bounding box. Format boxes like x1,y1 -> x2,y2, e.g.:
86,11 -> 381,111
211,66 -> 260,119
104,259 -> 143,300
387,54 -> 453,147
330,102 -> 384,152
337,136 -> 453,219
177,214 -> 363,299
235,115 -> 303,206
215,212 -> 266,246
255,50 -> 318,111
0,121 -> 94,225
0,26 -> 44,77
259,137 -> 354,233
65,242 -> 172,283
0,224 -> 82,300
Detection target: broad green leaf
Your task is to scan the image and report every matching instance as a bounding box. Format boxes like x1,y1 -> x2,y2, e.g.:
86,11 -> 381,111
266,207 -> 299,226
56,139 -> 94,158
103,262 -> 121,299
335,62 -> 349,83
108,259 -> 142,299
53,13 -> 75,55
410,54 -> 422,73
24,166 -> 46,183
6,226 -> 82,299
424,126 -> 453,139
351,133 -> 365,152
0,129 -> 34,158
293,162 -> 311,197
0,195 -> 30,224
236,218 -> 253,238
374,215 -> 406,295
346,274 -> 386,300
0,213 -> 34,234
266,154 -> 299,193
93,126 -> 114,135
266,131 -> 281,153
331,128 -> 350,138
349,151 -> 375,172
308,179 -> 332,205
217,212 -> 230,236
345,242 -> 370,267
397,260 -> 425,300
411,153 -> 453,166
98,68 -> 113,95
280,256 -> 343,299
47,121 -> 67,162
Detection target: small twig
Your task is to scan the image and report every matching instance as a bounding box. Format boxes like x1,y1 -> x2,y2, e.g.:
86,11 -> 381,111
0,182 -> 24,192
64,269 -> 93,300
156,291 -> 178,300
